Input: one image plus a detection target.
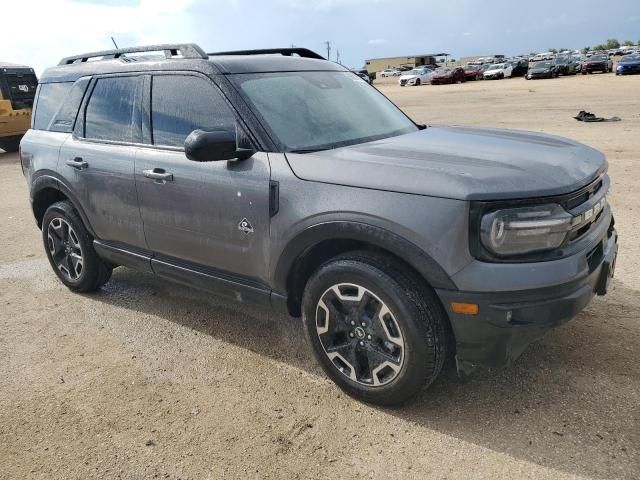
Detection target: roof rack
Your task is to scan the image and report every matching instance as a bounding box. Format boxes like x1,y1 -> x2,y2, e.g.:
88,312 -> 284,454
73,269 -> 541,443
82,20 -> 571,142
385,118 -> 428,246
207,48 -> 325,60
58,43 -> 208,66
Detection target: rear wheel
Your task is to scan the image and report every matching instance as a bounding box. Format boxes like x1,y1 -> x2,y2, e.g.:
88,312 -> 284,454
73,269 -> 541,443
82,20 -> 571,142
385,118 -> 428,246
0,135 -> 22,153
302,252 -> 449,405
42,201 -> 112,292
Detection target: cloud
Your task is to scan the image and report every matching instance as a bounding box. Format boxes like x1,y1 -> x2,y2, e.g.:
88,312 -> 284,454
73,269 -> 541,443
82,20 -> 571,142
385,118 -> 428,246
368,39 -> 388,45
2,0 -> 196,74
463,32 -> 472,36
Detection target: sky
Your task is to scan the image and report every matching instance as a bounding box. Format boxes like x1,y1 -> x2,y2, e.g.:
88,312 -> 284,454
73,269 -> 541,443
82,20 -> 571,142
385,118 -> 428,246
2,0 -> 640,74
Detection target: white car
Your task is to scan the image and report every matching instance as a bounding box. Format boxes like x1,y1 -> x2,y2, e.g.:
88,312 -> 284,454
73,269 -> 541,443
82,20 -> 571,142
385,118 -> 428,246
380,68 -> 401,77
398,67 -> 433,86
483,63 -> 513,79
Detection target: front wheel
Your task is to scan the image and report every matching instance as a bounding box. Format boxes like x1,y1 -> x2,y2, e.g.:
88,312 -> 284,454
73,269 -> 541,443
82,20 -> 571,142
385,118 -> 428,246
42,201 -> 112,292
302,252 -> 449,405
415,78 -> 421,86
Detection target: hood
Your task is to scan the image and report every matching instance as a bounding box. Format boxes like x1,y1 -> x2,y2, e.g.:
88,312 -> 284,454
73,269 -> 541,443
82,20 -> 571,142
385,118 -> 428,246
285,127 -> 606,201
399,74 -> 417,80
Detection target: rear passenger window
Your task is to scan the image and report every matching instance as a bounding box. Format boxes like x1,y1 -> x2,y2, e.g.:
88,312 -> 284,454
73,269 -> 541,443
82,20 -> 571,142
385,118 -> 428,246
49,78 -> 90,133
85,76 -> 139,142
151,75 -> 235,147
33,82 -> 73,130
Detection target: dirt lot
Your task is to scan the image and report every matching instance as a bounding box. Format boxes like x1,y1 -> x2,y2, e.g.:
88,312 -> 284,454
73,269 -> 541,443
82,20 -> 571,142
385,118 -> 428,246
1,73 -> 639,480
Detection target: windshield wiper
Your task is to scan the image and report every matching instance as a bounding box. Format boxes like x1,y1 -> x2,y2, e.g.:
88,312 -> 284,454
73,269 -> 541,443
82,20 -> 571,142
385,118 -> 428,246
289,148 -> 331,154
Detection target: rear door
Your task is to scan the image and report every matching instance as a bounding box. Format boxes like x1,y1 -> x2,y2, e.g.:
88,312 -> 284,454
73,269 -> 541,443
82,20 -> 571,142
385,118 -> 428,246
59,75 -> 146,249
135,73 -> 271,282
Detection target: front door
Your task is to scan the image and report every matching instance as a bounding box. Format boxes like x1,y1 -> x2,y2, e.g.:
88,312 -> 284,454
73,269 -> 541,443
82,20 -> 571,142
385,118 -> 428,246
135,73 -> 271,282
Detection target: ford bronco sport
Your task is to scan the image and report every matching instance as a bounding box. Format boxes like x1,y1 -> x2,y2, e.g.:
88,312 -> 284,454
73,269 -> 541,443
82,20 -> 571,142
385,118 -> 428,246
21,44 -> 618,404
1,62 -> 37,152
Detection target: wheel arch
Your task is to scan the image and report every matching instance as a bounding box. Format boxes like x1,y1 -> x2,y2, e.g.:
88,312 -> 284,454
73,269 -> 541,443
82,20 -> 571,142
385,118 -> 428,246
31,174 -> 96,236
273,221 -> 456,317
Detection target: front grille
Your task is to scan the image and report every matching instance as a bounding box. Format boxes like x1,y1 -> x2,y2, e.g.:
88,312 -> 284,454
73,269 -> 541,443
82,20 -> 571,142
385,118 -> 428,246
0,69 -> 38,110
564,178 -> 602,210
564,176 -> 607,244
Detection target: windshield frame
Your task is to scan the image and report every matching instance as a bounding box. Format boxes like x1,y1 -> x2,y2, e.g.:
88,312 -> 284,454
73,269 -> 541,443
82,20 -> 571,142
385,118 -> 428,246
229,70 -> 420,153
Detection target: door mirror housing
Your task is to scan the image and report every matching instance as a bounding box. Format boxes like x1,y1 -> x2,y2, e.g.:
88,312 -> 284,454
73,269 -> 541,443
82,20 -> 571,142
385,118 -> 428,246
184,129 -> 254,162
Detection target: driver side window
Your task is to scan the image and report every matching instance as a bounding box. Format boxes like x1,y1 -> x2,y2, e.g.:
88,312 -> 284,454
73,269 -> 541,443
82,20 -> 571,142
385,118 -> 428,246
151,75 -> 236,147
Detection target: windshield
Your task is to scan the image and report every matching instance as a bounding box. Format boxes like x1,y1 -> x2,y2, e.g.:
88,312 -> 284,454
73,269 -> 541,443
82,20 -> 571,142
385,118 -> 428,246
534,61 -> 553,68
592,55 -> 608,61
623,54 -> 640,61
232,71 -> 417,152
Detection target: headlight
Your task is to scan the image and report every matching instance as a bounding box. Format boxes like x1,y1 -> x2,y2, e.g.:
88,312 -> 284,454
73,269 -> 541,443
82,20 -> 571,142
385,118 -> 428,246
480,204 -> 572,256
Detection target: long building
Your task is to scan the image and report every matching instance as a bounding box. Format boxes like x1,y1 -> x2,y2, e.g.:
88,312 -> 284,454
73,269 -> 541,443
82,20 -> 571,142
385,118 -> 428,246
364,53 -> 448,73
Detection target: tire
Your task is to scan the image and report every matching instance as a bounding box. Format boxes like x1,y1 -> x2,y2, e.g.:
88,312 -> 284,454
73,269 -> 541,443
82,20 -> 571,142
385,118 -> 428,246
415,78 -> 421,86
42,201 -> 112,292
302,251 -> 449,405
0,135 -> 22,153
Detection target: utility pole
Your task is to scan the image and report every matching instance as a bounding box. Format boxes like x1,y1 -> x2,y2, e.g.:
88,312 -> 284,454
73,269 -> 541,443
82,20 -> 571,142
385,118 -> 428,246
336,49 -> 341,64
324,41 -> 331,61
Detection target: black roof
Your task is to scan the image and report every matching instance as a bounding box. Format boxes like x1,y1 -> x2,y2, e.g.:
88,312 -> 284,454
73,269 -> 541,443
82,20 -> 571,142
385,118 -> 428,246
41,44 -> 345,83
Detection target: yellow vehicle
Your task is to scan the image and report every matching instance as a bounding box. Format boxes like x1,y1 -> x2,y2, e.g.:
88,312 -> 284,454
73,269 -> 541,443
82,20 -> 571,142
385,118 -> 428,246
0,62 -> 37,152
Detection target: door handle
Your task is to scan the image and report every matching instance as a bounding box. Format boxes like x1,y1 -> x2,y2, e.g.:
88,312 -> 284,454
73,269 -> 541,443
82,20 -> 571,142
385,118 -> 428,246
65,157 -> 88,169
143,168 -> 174,182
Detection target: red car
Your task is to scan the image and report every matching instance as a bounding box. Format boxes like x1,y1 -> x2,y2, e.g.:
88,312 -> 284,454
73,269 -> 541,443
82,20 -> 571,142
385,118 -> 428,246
430,67 -> 466,84
463,64 -> 484,80
581,54 -> 613,74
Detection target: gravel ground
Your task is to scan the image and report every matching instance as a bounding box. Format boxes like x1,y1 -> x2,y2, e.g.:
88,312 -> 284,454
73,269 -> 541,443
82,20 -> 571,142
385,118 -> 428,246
1,72 -> 639,480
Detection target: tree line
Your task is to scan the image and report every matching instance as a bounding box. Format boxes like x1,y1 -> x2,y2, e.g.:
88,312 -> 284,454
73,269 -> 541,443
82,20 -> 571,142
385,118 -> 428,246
543,39 -> 637,55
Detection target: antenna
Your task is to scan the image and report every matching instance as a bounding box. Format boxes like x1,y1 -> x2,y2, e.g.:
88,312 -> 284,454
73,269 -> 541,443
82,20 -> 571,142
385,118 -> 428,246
111,37 -> 119,49
324,41 -> 331,61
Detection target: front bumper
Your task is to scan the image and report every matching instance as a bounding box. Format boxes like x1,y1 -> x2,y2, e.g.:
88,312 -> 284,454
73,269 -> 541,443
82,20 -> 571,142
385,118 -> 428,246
583,64 -> 607,72
617,66 -> 640,75
436,223 -> 618,372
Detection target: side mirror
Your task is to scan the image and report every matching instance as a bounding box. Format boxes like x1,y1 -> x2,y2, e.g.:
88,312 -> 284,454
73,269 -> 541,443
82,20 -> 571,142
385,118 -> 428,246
184,129 -> 254,162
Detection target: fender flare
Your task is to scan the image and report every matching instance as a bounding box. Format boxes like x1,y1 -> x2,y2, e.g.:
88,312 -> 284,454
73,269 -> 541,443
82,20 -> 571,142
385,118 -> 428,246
272,221 -> 457,295
30,172 -> 97,237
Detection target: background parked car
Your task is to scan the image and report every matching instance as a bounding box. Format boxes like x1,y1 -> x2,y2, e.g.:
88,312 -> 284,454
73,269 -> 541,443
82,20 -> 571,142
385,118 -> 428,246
616,53 -> 640,75
352,70 -> 372,84
581,54 -> 613,74
554,55 -> 579,75
525,61 -> 558,79
399,67 -> 433,86
483,62 -> 513,79
380,68 -> 401,77
463,63 -> 484,80
509,59 -> 529,77
430,66 -> 466,84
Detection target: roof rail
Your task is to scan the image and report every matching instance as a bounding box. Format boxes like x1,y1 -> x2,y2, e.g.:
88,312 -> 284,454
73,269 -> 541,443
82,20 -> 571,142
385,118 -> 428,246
207,48 -> 325,60
58,43 -> 208,66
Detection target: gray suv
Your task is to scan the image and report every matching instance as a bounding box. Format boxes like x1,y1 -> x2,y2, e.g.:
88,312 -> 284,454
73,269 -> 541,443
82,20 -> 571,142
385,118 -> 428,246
21,44 -> 618,404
